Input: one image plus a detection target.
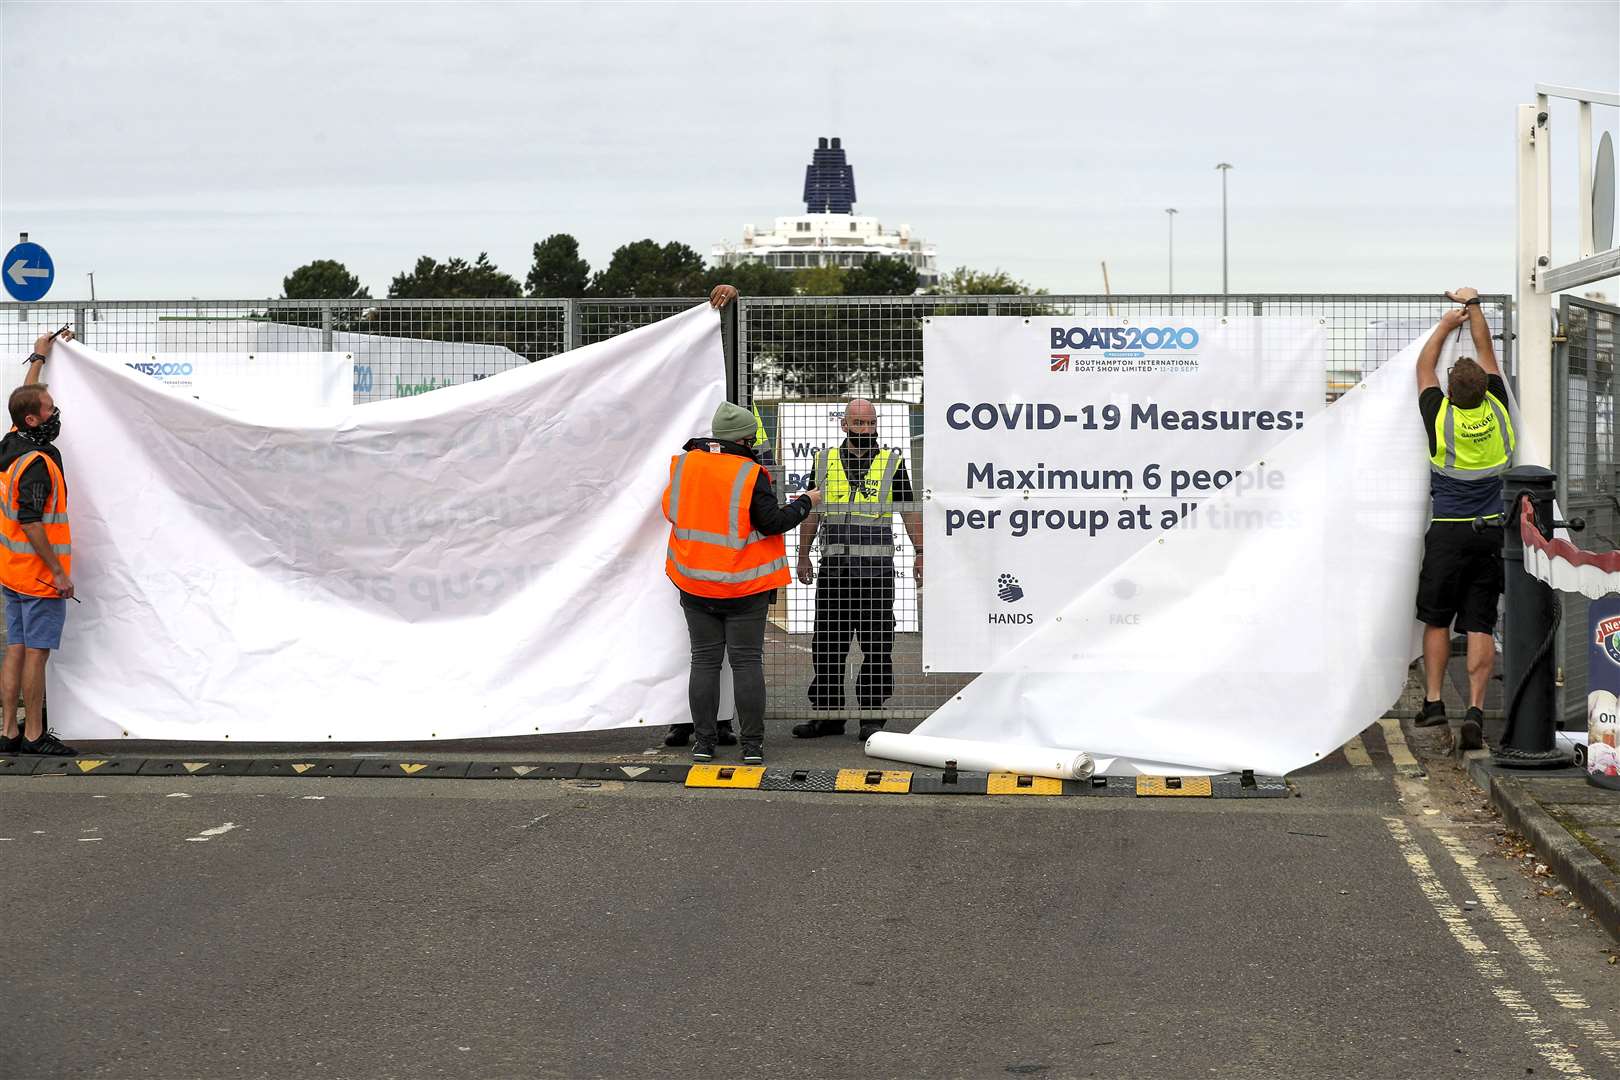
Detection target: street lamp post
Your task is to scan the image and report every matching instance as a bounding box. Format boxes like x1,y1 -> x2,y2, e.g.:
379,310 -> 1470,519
1165,208 -> 1178,295
1216,163 -> 1233,312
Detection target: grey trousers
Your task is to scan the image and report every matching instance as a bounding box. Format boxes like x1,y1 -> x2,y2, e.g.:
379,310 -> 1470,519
679,590 -> 769,745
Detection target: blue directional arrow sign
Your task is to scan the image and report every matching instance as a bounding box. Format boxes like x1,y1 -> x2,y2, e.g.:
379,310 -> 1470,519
2,241 -> 54,302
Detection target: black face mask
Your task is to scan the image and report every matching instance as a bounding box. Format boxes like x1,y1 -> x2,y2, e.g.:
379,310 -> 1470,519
846,432 -> 878,452
22,409 -> 60,446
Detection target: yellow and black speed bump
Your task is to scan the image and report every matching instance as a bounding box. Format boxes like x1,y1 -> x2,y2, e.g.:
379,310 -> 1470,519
1211,771 -> 1290,799
759,767 -> 839,792
1078,775 -> 1137,797
34,757 -> 145,776
355,760 -> 471,779
835,768 -> 911,793
685,764 -> 764,789
986,772 -> 1066,796
248,759 -> 360,778
577,762 -> 691,784
1136,775 -> 1212,797
909,768 -> 990,795
138,759 -> 253,777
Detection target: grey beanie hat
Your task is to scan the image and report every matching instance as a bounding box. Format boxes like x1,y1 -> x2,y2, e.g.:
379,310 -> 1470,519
711,401 -> 757,443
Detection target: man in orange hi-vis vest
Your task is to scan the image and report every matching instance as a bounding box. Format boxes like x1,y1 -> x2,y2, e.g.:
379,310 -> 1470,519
0,327 -> 78,758
663,287 -> 822,764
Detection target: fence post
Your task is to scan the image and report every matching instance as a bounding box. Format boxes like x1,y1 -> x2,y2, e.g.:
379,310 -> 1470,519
563,300 -> 577,354
1252,299 -> 1264,317
321,303 -> 334,351
721,299 -> 740,404
74,307 -> 87,345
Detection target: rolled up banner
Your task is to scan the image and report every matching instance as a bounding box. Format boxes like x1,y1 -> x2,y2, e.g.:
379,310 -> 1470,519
864,731 -> 1094,781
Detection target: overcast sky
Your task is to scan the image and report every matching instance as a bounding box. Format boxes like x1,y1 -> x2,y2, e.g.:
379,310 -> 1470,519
2,1 -> 1616,300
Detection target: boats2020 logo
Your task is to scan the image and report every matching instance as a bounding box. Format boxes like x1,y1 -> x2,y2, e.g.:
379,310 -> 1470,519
1048,324 -> 1200,364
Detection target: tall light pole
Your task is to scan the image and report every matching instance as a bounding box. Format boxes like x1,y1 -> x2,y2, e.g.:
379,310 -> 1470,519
1216,163 -> 1233,312
1165,208 -> 1178,294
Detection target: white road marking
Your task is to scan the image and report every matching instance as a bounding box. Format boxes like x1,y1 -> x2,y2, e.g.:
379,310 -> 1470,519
185,821 -> 238,843
1385,817 -> 1590,1078
77,837 -> 101,842
166,792 -> 191,798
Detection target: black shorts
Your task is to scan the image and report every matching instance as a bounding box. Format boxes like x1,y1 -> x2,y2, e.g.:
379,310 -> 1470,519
1416,522 -> 1504,634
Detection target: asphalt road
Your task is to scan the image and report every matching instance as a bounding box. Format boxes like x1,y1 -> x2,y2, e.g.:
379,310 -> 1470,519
1,728 -> 1617,1080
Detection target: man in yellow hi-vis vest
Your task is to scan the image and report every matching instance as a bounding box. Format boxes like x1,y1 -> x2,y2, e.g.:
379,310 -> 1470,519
1413,286 -> 1514,752
793,398 -> 922,742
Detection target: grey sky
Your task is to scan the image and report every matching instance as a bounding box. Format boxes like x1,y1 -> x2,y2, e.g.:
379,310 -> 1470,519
2,1 -> 1616,300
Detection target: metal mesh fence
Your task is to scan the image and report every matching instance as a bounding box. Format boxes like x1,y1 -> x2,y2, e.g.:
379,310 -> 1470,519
1555,296 -> 1619,725
0,291 -> 1515,728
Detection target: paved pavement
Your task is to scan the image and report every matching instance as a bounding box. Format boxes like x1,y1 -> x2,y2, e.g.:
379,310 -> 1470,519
2,723 -> 1618,1079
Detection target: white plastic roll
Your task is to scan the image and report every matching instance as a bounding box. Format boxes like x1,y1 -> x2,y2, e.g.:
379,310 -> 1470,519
864,731 -> 1094,781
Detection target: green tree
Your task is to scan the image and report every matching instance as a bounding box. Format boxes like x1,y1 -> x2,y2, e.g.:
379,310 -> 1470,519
589,239 -> 708,297
931,266 -> 1042,296
388,253 -> 522,299
282,259 -> 371,300
525,234 -> 591,298
794,264 -> 848,296
843,256 -> 919,296
704,260 -> 796,298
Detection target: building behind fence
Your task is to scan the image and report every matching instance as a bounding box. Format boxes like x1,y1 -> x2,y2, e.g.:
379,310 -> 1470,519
1,293 -> 1524,723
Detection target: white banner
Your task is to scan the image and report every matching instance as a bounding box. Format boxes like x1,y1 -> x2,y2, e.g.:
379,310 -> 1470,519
45,305 -> 725,741
775,401 -> 918,633
907,329 -> 1436,777
922,317 -> 1325,671
106,352 -> 352,410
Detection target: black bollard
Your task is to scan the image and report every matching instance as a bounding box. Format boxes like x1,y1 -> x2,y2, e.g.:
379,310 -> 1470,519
1496,465 -> 1569,767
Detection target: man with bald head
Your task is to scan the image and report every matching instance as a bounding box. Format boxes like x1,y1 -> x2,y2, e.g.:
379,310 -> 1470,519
794,398 -> 922,741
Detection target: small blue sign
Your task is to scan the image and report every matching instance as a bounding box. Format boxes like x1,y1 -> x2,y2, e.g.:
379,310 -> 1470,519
2,241 -> 54,302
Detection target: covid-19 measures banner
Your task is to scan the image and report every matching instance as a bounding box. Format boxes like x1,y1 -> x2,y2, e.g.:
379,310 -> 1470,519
923,317 -> 1326,672
105,352 -> 353,410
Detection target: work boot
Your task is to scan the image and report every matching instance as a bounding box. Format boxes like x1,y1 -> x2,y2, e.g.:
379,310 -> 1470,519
663,723 -> 692,747
716,720 -> 738,747
1413,700 -> 1448,728
858,722 -> 885,741
791,718 -> 845,739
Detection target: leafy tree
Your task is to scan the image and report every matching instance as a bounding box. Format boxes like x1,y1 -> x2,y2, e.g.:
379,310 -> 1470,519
589,240 -> 707,297
282,259 -> 370,300
794,264 -> 848,296
931,266 -> 1041,296
843,256 -> 919,296
525,234 -> 591,298
704,260 -> 796,298
388,253 -> 522,299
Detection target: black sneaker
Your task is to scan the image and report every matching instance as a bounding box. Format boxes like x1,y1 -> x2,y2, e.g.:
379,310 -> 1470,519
21,730 -> 76,756
663,723 -> 692,747
741,743 -> 764,766
1458,707 -> 1485,751
716,721 -> 738,747
791,718 -> 846,739
858,722 -> 885,741
0,730 -> 19,754
691,740 -> 716,763
1413,700 -> 1448,727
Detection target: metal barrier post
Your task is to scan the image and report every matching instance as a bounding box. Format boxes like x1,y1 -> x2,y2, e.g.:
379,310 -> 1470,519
1498,465 -> 1569,766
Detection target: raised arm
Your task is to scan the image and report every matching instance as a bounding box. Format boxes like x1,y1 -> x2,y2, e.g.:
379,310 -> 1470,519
1446,287 -> 1498,376
1417,308 -> 1468,393
25,327 -> 71,387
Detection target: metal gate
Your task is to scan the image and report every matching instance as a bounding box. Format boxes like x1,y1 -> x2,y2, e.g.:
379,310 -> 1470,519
1554,294 -> 1620,725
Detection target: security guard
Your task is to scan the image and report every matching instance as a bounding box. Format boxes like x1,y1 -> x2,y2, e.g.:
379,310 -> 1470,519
664,394 -> 820,765
793,398 -> 922,742
1413,287 -> 1514,752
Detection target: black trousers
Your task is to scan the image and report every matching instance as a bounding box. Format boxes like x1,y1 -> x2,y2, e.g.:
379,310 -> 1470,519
680,590 -> 769,744
808,571 -> 895,710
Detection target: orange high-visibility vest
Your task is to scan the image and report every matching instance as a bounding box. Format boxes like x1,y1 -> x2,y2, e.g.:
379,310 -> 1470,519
663,446 -> 788,598
0,449 -> 72,598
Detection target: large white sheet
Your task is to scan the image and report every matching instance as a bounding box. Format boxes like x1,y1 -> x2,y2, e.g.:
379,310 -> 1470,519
45,305 -> 725,741
910,334 -> 1441,776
